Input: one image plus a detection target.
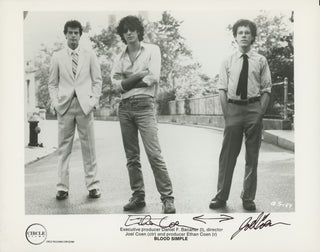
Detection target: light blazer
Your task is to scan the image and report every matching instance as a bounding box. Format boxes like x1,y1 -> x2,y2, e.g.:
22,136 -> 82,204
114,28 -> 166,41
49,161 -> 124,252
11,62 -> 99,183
48,47 -> 102,115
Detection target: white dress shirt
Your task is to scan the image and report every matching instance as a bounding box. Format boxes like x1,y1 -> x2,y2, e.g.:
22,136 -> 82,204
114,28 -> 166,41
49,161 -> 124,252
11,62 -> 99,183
218,49 -> 272,100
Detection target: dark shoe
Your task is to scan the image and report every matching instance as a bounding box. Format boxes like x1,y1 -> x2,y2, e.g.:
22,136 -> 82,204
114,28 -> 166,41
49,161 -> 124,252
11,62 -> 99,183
209,198 -> 226,209
56,191 -> 68,200
242,200 -> 256,211
163,199 -> 176,214
88,189 -> 101,198
123,197 -> 146,211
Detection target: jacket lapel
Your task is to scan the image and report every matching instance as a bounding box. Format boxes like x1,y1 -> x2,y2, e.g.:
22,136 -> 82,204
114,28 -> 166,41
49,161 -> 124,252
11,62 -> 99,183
63,49 -> 74,80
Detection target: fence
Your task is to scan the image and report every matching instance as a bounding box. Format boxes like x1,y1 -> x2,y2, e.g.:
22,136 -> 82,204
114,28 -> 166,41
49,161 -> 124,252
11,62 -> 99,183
265,78 -> 294,120
169,95 -> 223,116
167,78 -> 294,121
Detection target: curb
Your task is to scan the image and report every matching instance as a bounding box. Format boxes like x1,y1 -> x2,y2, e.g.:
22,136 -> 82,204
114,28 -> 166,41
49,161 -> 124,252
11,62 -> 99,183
263,131 -> 294,152
25,148 -> 58,166
158,121 -> 224,132
24,138 -> 80,166
158,121 -> 294,151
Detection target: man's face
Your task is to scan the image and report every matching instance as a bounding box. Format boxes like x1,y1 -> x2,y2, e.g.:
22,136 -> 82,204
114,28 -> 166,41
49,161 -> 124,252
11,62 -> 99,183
235,26 -> 253,48
66,27 -> 81,50
123,27 -> 139,44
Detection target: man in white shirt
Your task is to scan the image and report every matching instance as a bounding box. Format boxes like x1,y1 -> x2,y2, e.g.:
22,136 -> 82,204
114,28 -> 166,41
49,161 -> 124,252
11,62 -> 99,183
209,19 -> 272,211
111,16 -> 175,214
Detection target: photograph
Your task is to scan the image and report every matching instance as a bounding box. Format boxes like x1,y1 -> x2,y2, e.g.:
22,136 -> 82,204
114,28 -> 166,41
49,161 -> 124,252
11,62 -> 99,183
24,10 -> 294,215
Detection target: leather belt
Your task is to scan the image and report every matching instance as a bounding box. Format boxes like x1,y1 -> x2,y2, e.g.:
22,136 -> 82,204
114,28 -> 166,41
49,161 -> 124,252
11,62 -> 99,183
228,97 -> 260,105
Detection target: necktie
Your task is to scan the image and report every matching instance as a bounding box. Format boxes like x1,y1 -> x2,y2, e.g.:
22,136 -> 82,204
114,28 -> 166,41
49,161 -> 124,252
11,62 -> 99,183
71,52 -> 78,78
236,54 -> 248,100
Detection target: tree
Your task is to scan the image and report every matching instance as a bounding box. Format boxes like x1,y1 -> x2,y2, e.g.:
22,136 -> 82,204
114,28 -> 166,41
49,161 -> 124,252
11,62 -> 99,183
200,74 -> 220,96
144,11 -> 194,90
34,41 -> 64,110
90,23 -> 123,108
253,11 -> 294,84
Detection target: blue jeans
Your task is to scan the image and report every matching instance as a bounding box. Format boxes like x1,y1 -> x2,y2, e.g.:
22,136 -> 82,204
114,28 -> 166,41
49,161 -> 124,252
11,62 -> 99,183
118,97 -> 174,202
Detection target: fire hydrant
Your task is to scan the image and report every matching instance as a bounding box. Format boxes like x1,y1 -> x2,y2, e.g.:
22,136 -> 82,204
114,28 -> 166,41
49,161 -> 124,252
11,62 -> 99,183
28,112 -> 43,147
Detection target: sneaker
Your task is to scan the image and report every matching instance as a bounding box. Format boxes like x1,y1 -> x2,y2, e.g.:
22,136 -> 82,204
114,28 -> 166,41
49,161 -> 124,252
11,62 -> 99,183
88,189 -> 101,198
56,191 -> 68,200
209,197 -> 226,209
242,200 -> 256,211
163,199 -> 176,214
123,197 -> 146,211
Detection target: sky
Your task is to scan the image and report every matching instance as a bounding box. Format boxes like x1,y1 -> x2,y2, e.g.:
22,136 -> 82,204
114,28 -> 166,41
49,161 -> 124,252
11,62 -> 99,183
23,10 -> 292,78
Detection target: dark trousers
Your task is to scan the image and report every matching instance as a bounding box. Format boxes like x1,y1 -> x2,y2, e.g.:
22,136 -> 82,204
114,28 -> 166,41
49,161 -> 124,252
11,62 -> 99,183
118,97 -> 174,202
215,101 -> 263,201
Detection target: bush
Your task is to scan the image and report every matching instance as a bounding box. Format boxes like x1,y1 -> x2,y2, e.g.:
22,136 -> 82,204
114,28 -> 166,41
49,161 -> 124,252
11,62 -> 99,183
156,89 -> 176,115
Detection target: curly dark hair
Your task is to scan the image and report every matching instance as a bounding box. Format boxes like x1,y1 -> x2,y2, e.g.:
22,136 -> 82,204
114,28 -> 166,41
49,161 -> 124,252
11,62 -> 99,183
63,20 -> 83,36
116,16 -> 144,44
232,19 -> 257,44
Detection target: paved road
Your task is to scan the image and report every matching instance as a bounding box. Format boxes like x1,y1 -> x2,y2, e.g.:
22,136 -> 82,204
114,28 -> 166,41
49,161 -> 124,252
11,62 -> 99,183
25,121 -> 294,214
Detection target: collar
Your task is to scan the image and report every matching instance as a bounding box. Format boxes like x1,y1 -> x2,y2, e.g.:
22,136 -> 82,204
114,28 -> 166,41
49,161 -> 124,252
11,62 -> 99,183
236,48 -> 253,58
120,42 -> 146,58
67,46 -> 80,56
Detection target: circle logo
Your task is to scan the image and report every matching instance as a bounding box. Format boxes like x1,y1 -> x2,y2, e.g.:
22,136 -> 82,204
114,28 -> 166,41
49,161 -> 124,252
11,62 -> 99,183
25,223 -> 47,245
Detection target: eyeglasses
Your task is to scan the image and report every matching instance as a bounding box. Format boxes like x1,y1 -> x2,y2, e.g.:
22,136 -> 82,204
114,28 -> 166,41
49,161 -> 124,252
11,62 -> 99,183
123,28 -> 137,34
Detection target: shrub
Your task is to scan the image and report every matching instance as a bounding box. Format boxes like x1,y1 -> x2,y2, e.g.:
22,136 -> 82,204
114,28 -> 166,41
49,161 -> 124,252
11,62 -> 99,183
156,89 -> 176,115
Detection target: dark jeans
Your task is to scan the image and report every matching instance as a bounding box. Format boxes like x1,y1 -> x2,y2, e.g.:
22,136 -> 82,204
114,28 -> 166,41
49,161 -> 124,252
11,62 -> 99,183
215,101 -> 263,202
118,97 -> 174,202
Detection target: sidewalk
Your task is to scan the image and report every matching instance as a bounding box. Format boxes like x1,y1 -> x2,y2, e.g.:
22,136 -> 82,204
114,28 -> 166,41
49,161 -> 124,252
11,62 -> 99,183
24,120 -> 79,165
24,119 -> 294,165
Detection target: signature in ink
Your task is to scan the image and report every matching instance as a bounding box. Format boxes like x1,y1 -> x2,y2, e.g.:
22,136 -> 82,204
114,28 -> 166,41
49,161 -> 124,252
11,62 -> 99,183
230,212 -> 290,240
124,215 -> 198,230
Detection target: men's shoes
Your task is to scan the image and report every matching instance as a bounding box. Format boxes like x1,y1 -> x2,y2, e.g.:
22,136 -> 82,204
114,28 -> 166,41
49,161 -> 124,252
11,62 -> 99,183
123,197 -> 146,211
56,191 -> 68,200
209,198 -> 226,209
242,200 -> 256,211
163,199 -> 176,214
88,189 -> 101,199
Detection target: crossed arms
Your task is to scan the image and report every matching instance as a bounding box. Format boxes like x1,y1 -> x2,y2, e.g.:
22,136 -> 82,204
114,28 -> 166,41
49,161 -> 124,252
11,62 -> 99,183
111,44 -> 161,93
113,70 -> 149,92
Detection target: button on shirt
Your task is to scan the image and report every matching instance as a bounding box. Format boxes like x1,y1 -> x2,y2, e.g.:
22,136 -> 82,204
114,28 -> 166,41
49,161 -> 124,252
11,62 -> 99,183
218,49 -> 272,100
111,42 -> 161,99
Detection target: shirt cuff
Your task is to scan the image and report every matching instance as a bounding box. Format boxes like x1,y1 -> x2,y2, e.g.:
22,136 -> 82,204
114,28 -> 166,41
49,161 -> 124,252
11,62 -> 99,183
260,87 -> 271,94
142,75 -> 157,86
113,79 -> 124,91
